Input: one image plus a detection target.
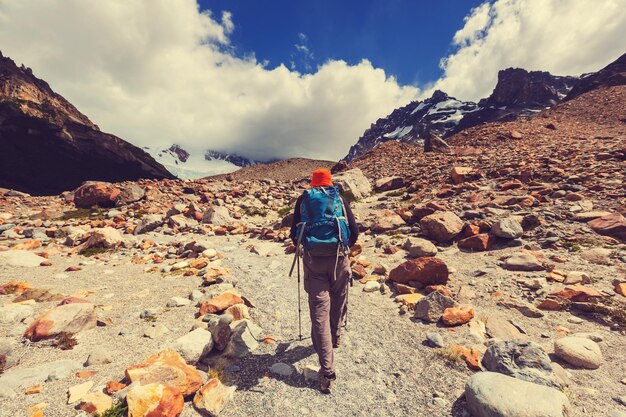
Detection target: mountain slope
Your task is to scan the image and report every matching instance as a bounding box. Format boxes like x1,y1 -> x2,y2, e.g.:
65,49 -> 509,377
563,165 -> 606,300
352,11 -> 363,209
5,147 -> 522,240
345,67 -> 578,162
0,52 -> 174,195
564,52 -> 626,101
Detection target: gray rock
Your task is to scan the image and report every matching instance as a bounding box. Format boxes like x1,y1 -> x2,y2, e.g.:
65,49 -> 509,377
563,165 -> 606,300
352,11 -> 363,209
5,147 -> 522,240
554,336 -> 603,369
420,211 -> 464,243
143,323 -> 170,339
116,184 -> 145,206
580,248 -> 612,265
302,365 -> 320,381
190,290 -> 204,302
270,362 -> 294,377
609,411 -> 626,417
133,214 -> 163,235
375,176 -> 404,192
0,359 -> 81,391
0,250 -> 46,267
425,332 -> 445,348
482,340 -> 561,388
0,304 -> 34,324
492,218 -> 523,239
465,372 -> 571,417
208,314 -> 233,351
140,308 -> 158,319
84,347 -> 113,366
414,292 -> 457,323
224,319 -> 262,358
171,328 -> 214,364
167,296 -> 191,307
503,253 -> 544,271
332,168 -> 372,201
202,206 -> 233,226
403,237 -> 437,258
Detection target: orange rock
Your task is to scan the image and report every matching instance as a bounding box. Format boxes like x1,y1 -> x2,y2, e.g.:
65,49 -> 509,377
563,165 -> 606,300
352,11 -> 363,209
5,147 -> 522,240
262,335 -> 277,344
537,298 -> 565,311
193,378 -> 236,417
424,285 -> 453,298
550,284 -> 606,302
359,275 -> 379,284
125,349 -> 202,397
451,166 -> 474,184
126,383 -> 184,417
449,345 -> 481,370
615,282 -> 626,297
394,293 -> 423,308
76,370 -> 98,379
349,242 -> 363,257
458,234 -> 496,252
25,385 -> 43,395
65,266 -> 81,272
39,260 -> 52,267
463,223 -> 481,237
394,283 -> 416,294
12,239 -> 42,251
442,306 -> 475,326
105,381 -> 127,395
0,280 -> 33,294
77,392 -> 112,415
224,304 -> 249,321
199,291 -> 244,315
351,264 -> 367,279
190,258 -> 208,269
183,268 -> 198,277
29,411 -> 44,417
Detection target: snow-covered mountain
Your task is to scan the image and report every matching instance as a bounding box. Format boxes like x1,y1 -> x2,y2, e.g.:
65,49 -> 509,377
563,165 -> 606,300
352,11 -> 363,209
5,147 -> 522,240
345,68 -> 578,162
144,145 -> 241,179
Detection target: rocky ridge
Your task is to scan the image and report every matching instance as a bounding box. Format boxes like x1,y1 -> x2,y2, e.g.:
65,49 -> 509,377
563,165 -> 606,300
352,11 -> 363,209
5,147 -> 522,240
0,52 -> 174,195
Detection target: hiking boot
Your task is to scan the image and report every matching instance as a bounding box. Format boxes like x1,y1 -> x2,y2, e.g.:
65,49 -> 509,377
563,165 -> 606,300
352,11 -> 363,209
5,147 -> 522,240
320,373 -> 336,394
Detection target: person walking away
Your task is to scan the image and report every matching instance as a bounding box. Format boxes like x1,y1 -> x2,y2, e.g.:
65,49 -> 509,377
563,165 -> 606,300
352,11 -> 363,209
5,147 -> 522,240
290,169 -> 359,394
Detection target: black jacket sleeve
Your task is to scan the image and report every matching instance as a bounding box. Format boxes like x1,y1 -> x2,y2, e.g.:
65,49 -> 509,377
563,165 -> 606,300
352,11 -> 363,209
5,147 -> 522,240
341,196 -> 359,247
289,195 -> 303,244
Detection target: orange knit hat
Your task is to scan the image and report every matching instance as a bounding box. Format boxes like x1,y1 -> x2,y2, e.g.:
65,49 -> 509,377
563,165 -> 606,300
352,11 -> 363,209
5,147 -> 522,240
310,169 -> 333,187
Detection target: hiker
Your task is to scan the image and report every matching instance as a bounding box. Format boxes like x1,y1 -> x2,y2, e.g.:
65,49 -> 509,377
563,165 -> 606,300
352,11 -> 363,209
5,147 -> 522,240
290,168 -> 359,394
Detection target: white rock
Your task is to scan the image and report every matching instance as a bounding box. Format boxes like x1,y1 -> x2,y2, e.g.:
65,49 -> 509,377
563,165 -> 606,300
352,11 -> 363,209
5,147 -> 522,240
0,304 -> 34,324
171,328 -> 214,364
363,281 -> 381,292
0,250 -> 46,267
554,336 -> 603,369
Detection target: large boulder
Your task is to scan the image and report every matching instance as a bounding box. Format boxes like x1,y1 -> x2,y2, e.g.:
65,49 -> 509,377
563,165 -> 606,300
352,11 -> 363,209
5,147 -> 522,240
375,176 -> 404,192
24,303 -> 97,341
587,212 -> 626,240
420,211 -> 464,243
134,214 -> 164,235
332,168 -> 372,201
0,250 -> 47,267
492,218 -> 523,239
413,292 -> 457,322
465,372 -> 571,417
73,182 -> 121,208
0,359 -> 81,392
202,206 -> 233,226
402,237 -> 437,258
126,383 -> 184,417
0,304 -> 33,324
554,336 -> 603,369
125,349 -> 203,397
193,378 -> 236,416
389,258 -> 449,286
171,329 -> 214,365
482,340 -> 562,388
503,252 -> 544,271
78,227 -> 124,252
115,184 -> 145,206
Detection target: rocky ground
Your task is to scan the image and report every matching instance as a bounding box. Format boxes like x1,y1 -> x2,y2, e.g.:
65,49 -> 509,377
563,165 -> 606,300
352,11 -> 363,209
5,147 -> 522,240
0,85 -> 625,417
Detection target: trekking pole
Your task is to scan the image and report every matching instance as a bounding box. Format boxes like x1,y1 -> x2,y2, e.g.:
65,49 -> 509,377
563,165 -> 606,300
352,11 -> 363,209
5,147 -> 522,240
296,251 -> 303,341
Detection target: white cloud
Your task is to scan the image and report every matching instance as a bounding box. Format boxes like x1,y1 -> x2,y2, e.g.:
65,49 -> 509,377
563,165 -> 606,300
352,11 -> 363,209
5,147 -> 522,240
430,0 -> 626,101
0,0 -> 418,161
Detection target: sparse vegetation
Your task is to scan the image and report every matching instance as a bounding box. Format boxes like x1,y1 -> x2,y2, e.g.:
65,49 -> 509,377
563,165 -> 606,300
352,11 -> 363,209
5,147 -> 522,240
435,347 -> 465,368
277,205 -> 292,217
53,332 -> 78,350
81,246 -> 110,257
59,207 -> 106,221
563,241 -> 581,252
242,207 -> 269,217
207,367 -> 224,381
97,401 -> 127,417
386,189 -> 406,197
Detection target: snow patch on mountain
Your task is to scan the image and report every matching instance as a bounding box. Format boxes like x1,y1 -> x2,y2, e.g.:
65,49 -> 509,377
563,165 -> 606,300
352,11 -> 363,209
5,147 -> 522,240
144,146 -> 239,179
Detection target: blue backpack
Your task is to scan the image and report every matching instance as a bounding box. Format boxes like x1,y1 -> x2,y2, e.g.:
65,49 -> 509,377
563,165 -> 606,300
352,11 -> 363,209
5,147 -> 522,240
295,186 -> 351,256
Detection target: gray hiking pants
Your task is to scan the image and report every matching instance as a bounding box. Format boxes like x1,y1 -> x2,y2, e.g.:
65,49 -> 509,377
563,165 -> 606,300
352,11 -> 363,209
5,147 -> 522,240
303,252 -> 351,376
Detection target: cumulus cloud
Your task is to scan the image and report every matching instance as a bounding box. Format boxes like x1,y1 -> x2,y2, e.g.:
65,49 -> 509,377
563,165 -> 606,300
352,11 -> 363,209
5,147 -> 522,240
0,0 -> 418,161
430,0 -> 626,101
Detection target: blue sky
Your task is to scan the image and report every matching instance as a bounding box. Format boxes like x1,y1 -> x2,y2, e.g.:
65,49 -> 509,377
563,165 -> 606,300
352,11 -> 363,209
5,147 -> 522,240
1,0 -> 623,162
200,0 -> 485,86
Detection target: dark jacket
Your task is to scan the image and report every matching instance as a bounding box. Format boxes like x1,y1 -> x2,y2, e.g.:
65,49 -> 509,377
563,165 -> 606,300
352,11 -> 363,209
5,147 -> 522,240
289,193 -> 359,247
